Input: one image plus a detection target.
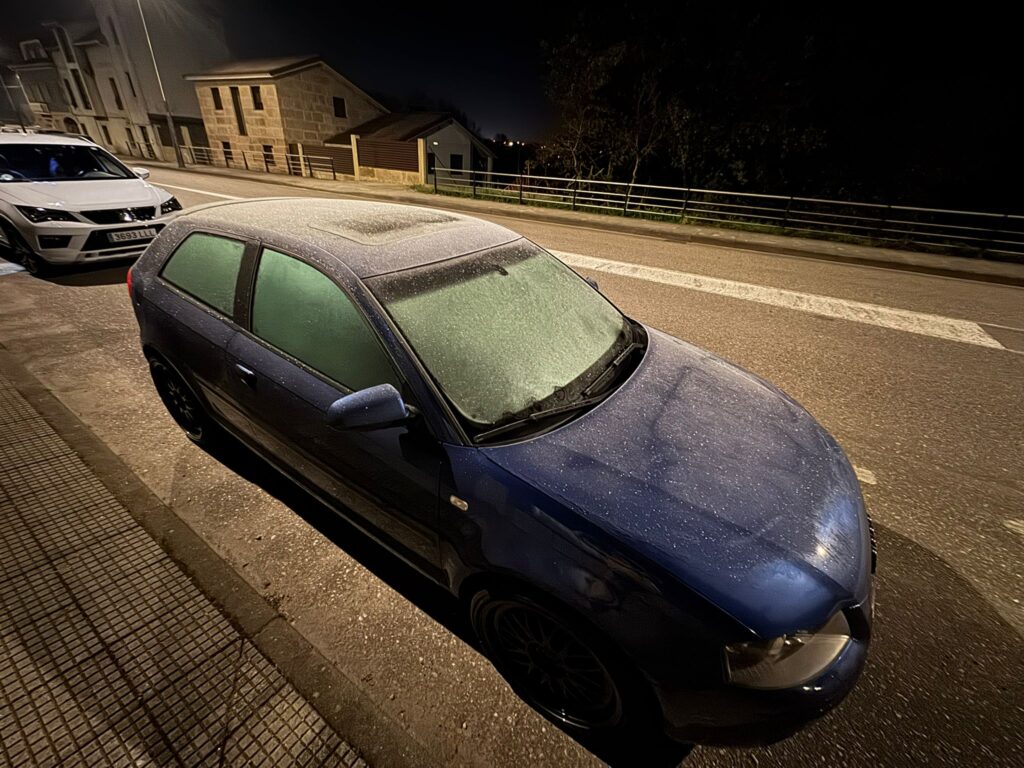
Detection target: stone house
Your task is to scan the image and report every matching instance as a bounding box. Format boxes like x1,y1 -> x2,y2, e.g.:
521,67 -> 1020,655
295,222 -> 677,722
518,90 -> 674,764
184,56 -> 387,171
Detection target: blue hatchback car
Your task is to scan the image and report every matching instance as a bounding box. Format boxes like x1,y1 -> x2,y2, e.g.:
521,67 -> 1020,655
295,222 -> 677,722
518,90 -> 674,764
129,198 -> 874,749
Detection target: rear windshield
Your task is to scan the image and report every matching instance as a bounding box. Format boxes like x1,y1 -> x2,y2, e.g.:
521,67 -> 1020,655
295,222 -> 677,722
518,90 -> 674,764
0,143 -> 134,182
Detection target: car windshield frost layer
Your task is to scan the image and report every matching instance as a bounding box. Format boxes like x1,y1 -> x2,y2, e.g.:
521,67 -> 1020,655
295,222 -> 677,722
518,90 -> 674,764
0,144 -> 134,182
369,239 -> 630,429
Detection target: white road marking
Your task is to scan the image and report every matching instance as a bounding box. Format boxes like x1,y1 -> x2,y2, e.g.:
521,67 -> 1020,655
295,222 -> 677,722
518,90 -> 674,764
553,251 -> 1006,350
854,467 -> 878,485
1004,519 -> 1024,538
150,176 -> 1009,351
159,183 -> 243,200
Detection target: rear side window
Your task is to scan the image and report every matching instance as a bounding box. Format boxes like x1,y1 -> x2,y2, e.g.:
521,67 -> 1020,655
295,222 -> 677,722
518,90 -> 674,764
161,233 -> 245,316
251,247 -> 399,392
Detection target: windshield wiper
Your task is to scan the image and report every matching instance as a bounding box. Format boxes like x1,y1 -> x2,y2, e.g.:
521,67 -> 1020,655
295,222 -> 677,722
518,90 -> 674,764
472,394 -> 607,444
581,341 -> 645,398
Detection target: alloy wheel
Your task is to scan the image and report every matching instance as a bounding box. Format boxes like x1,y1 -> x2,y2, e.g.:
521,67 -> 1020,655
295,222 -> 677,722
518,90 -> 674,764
476,597 -> 623,730
151,361 -> 204,441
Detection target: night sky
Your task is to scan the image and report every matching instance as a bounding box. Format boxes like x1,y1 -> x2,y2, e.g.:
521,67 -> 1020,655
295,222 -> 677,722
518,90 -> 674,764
3,2 -> 1020,208
2,0 -> 569,140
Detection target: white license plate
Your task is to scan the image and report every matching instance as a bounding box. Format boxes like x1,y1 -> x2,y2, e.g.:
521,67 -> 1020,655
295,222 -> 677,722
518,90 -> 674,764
108,228 -> 157,243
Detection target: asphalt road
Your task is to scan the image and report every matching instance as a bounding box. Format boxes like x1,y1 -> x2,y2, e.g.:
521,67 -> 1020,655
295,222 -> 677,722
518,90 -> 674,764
1,168 -> 1021,767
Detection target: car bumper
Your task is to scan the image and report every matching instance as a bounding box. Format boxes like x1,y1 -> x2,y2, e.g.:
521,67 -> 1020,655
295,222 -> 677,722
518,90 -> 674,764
12,218 -> 171,265
658,589 -> 873,746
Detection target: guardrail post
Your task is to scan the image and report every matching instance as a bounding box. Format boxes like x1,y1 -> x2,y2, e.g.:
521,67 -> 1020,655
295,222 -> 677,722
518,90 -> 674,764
433,169 -> 438,193
305,155 -> 312,178
472,171 -> 477,198
783,196 -> 793,227
875,205 -> 891,240
680,187 -> 689,220
519,175 -> 524,205
571,180 -> 577,211
331,157 -> 336,181
242,151 -> 249,171
262,151 -> 269,173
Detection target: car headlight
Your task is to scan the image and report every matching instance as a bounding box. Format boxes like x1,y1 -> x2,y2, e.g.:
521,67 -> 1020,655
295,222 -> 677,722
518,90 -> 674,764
724,610 -> 851,690
15,205 -> 78,223
160,197 -> 183,215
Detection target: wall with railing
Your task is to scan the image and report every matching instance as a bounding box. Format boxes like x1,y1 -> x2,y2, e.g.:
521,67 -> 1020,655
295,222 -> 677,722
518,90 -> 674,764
431,168 -> 1024,259
181,144 -> 345,180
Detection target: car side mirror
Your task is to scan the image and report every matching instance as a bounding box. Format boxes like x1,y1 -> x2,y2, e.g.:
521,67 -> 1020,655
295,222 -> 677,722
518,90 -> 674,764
584,276 -> 600,291
326,383 -> 410,430
133,167 -> 151,180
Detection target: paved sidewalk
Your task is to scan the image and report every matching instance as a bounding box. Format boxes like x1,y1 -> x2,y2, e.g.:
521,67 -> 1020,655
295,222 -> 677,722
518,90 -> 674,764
0,369 -> 367,767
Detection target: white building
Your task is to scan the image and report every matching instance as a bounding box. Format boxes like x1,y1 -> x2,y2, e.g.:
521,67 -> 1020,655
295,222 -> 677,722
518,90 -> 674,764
9,0 -> 230,161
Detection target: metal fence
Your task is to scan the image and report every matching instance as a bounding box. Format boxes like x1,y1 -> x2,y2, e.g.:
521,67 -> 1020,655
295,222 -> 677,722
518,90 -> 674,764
433,168 -> 1024,259
182,145 -> 341,180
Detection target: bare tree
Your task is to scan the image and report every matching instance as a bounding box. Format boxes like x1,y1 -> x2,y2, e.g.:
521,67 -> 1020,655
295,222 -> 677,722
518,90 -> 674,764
538,37 -> 619,183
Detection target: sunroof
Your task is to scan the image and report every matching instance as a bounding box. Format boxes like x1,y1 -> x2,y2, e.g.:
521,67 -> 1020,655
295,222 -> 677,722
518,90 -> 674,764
313,206 -> 461,244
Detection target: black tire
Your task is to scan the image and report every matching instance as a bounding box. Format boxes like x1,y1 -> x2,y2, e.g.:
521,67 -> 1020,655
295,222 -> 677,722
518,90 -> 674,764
469,587 -> 660,744
0,219 -> 49,276
20,249 -> 51,277
149,357 -> 219,446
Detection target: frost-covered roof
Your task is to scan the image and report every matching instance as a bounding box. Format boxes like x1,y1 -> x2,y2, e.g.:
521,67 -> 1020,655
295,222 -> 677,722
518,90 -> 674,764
179,198 -> 519,278
184,55 -> 321,81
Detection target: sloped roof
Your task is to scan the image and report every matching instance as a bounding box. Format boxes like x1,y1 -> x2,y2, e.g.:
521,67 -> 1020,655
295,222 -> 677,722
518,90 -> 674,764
325,112 -> 496,157
184,55 -> 322,81
326,112 -> 450,144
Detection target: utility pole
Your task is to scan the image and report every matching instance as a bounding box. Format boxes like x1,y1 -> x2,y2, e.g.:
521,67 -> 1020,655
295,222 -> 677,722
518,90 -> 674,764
136,0 -> 184,167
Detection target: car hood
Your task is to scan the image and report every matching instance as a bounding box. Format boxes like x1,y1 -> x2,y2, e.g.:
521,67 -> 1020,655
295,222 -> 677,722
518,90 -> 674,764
0,179 -> 166,209
482,327 -> 872,638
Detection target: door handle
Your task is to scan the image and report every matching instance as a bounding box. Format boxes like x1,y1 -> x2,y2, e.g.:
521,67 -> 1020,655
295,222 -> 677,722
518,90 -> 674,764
234,363 -> 257,388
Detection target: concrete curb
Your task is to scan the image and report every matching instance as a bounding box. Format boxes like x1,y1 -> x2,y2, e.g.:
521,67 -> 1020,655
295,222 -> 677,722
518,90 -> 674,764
0,344 -> 437,768
140,160 -> 1024,288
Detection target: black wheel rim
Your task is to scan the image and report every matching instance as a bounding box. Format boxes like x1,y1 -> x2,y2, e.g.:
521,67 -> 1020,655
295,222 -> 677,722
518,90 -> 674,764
154,367 -> 203,440
485,602 -> 621,729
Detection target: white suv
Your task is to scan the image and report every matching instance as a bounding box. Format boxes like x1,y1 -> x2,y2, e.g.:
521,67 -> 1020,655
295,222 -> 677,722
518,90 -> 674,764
0,133 -> 182,275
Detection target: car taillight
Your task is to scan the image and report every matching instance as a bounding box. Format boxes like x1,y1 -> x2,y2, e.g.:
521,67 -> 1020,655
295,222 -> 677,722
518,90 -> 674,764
126,267 -> 134,297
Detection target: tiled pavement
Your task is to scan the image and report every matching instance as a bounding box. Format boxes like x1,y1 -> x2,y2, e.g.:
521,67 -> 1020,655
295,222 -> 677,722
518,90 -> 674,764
0,370 -> 367,767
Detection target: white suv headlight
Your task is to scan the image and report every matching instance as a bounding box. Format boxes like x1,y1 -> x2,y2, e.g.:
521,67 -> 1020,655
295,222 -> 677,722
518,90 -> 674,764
724,610 -> 851,690
15,205 -> 78,223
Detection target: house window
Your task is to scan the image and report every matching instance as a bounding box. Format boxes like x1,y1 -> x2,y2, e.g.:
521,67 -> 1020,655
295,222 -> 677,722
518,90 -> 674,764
211,87 -> 223,110
251,86 -> 264,110
20,40 -> 46,61
333,97 -> 346,118
222,141 -> 234,165
63,78 -> 78,109
262,145 -> 275,167
449,153 -> 463,172
71,69 -> 91,110
109,78 -> 123,110
230,86 -> 246,136
125,72 -> 137,97
100,124 -> 113,145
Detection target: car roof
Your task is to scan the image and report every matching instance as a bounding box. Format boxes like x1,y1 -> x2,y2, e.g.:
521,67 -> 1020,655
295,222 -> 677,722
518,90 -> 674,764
0,133 -> 96,146
178,197 -> 521,278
